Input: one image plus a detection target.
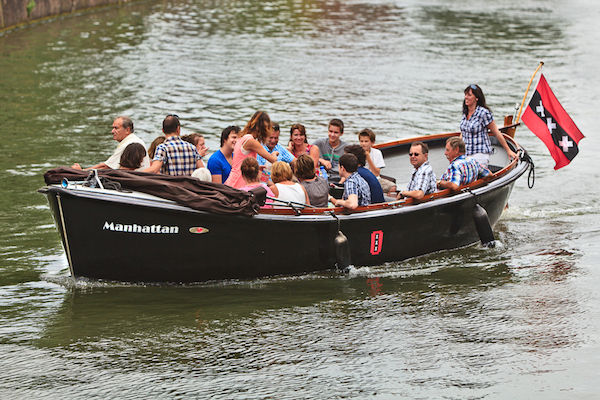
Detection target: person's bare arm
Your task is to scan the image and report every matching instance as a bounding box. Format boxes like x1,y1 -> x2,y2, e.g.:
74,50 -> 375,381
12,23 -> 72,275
142,160 -> 163,174
488,121 -> 517,160
329,194 -> 358,209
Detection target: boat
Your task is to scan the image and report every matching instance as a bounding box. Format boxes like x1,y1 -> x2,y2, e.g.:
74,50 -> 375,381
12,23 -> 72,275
39,129 -> 532,283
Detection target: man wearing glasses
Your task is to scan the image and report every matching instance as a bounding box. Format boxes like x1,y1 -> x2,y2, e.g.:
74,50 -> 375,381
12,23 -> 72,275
143,114 -> 203,176
397,141 -> 437,200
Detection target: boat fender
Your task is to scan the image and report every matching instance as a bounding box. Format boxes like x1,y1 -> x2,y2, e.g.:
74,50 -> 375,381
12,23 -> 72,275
334,230 -> 352,271
472,203 -> 495,248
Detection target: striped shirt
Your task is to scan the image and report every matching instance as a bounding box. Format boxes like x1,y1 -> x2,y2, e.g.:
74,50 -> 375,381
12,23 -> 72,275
343,172 -> 371,206
153,136 -> 201,176
440,155 -> 490,186
407,161 -> 437,194
460,105 -> 494,155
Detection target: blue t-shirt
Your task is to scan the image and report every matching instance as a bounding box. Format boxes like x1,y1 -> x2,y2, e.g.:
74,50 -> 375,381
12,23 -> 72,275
207,150 -> 232,183
357,166 -> 384,203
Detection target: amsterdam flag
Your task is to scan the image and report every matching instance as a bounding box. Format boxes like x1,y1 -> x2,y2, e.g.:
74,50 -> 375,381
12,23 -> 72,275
521,74 -> 584,170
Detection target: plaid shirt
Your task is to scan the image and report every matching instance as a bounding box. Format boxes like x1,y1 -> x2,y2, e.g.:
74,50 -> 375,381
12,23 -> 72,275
407,161 -> 437,194
440,155 -> 490,186
153,136 -> 201,176
343,172 -> 371,206
256,143 -> 295,166
460,105 -> 494,155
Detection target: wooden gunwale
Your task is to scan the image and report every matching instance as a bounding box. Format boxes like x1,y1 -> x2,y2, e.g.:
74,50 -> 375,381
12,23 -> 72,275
258,131 -> 521,216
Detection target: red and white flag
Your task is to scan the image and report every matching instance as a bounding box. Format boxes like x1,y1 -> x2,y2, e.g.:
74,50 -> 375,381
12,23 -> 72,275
521,74 -> 584,170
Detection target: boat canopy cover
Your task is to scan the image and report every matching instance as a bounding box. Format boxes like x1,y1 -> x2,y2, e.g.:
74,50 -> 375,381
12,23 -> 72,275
44,167 -> 260,216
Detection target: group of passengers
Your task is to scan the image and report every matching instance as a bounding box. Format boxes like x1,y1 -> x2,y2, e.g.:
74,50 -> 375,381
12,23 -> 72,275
71,84 -> 514,210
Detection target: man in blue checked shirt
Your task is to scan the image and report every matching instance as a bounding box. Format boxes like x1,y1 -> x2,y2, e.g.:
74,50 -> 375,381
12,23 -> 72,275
437,137 -> 490,192
256,123 -> 295,167
143,114 -> 203,176
397,141 -> 437,200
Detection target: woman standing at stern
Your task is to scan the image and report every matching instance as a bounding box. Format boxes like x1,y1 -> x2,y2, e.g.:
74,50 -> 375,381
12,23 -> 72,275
461,84 -> 517,167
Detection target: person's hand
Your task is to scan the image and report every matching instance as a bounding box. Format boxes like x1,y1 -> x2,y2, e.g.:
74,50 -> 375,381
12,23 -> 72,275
272,151 -> 279,158
507,149 -> 517,161
198,144 -> 208,158
71,163 -> 82,170
321,160 -> 332,170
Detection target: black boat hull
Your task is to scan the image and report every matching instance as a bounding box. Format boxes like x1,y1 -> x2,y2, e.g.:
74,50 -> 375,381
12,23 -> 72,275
41,133 -> 530,283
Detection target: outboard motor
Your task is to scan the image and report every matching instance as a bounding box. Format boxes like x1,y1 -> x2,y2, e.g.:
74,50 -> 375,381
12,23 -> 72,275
472,203 -> 495,248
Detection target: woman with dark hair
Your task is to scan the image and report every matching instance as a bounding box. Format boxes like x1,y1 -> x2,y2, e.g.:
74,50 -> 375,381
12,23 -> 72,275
294,154 -> 329,207
461,84 -> 517,167
224,111 -> 279,188
238,157 -> 277,207
119,143 -> 147,170
288,123 -> 320,170
181,133 -> 209,162
147,136 -> 165,160
207,125 -> 239,183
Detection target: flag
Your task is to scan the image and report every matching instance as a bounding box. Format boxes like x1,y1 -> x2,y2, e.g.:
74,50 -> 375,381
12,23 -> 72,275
521,74 -> 584,170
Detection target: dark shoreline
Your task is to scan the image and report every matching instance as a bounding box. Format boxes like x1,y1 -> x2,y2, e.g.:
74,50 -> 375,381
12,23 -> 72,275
0,0 -> 144,33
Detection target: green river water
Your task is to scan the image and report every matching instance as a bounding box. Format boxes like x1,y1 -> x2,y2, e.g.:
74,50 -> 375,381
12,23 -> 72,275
1,0 -> 599,398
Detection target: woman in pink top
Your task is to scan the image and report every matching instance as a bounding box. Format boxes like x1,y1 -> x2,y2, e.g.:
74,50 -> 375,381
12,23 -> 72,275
238,158 -> 277,208
288,123 -> 320,170
225,111 -> 279,188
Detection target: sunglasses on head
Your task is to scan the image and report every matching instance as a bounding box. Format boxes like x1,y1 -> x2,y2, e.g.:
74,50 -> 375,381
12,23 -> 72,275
469,84 -> 478,90
167,114 -> 179,119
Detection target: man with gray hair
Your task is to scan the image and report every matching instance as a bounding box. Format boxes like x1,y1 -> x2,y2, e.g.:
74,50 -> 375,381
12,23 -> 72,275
71,116 -> 150,170
437,137 -> 490,192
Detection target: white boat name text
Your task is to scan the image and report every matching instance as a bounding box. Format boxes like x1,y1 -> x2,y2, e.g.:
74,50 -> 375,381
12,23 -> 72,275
103,221 -> 179,234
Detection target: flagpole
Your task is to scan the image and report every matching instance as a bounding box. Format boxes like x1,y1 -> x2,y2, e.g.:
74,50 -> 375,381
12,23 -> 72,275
515,61 -> 544,124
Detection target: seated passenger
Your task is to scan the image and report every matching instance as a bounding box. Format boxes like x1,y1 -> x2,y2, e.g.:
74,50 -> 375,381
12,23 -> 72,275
271,161 -> 310,206
238,157 -> 276,207
294,154 -> 329,207
358,128 -> 396,194
437,137 -> 491,192
397,141 -> 437,200
181,133 -> 208,167
328,153 -> 371,209
207,125 -> 239,184
256,123 -> 295,167
343,145 -> 385,203
142,115 -> 203,176
72,116 -> 150,171
119,143 -> 147,171
148,136 -> 165,159
288,123 -> 321,171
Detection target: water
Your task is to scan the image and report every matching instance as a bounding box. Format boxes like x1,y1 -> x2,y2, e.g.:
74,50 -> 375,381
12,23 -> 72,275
1,0 -> 600,398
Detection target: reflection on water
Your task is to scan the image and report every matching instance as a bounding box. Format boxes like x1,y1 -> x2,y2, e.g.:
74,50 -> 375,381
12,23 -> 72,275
1,0 -> 600,397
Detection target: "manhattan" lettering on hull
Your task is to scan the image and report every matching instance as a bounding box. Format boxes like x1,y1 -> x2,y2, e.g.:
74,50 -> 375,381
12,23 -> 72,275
103,221 -> 179,234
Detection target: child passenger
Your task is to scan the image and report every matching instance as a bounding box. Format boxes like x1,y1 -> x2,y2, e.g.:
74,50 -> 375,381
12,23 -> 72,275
239,157 -> 276,207
358,129 -> 397,194
294,154 -> 329,207
119,143 -> 147,170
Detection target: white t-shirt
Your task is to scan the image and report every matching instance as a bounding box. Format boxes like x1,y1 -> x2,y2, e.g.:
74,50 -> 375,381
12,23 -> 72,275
370,147 -> 385,169
275,183 -> 306,205
104,133 -> 150,170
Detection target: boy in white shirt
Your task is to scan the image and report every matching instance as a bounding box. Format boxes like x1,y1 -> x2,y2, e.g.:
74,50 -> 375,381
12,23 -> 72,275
358,128 -> 397,194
